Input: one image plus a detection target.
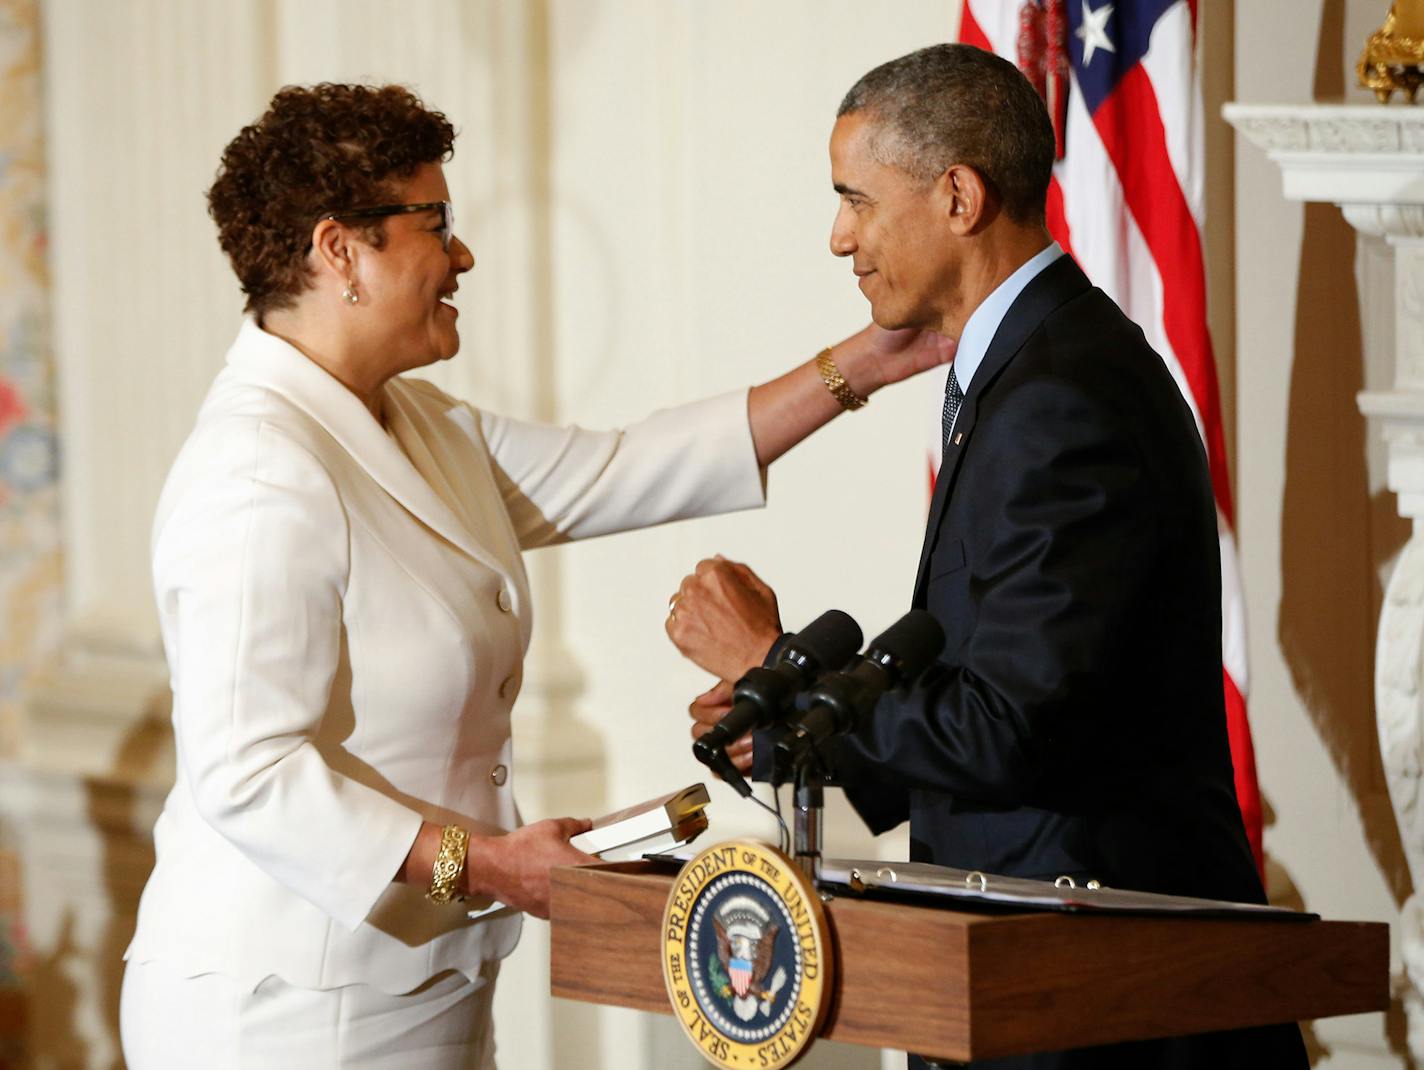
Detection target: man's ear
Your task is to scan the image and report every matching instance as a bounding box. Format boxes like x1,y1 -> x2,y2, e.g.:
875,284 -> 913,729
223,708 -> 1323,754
940,164 -> 995,235
310,218 -> 355,284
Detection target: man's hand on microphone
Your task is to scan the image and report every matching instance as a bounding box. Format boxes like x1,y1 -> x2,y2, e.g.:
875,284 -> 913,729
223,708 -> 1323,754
666,557 -> 782,683
688,680 -> 754,776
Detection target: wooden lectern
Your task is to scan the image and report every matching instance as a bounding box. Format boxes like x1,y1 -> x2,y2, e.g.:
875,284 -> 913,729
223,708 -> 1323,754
550,860 -> 1388,1063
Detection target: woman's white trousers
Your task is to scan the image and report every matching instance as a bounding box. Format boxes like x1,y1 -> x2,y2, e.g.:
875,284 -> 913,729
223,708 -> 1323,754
120,958 -> 497,1069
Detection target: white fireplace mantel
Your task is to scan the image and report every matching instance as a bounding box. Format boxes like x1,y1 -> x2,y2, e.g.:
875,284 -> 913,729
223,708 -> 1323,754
1223,103 -> 1424,209
1226,101 -> 1424,1062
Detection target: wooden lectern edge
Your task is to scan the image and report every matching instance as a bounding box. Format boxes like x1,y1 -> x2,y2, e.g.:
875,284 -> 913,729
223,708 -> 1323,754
548,860 -> 1389,1063
549,862 -> 674,1017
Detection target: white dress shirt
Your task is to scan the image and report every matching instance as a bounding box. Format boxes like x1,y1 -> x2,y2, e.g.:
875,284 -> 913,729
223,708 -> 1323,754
947,241 -> 1064,437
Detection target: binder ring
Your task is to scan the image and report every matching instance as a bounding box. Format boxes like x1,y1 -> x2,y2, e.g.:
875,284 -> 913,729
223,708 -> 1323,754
965,871 -> 987,891
875,867 -> 899,883
1055,875 -> 1077,889
1086,880 -> 1102,890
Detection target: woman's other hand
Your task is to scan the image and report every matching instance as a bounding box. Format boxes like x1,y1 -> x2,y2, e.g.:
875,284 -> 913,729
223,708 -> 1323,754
466,819 -> 595,920
402,818 -> 595,920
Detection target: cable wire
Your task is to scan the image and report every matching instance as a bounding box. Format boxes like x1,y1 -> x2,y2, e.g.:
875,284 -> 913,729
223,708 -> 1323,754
753,783 -> 790,854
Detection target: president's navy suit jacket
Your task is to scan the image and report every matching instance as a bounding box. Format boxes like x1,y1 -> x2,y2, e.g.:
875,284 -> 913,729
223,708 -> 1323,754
808,256 -> 1306,1068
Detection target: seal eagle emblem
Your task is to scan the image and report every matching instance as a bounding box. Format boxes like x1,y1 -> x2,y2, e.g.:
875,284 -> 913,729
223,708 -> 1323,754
661,840 -> 833,1069
713,894 -> 787,1020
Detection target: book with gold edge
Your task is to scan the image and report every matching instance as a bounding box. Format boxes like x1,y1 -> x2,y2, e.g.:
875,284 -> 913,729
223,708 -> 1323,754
570,783 -> 711,857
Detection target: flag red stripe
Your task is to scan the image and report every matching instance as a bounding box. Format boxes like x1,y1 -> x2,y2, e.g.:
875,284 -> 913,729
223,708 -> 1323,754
1223,668 -> 1263,877
1090,65 -> 1235,526
1045,175 -> 1075,261
959,3 -> 992,50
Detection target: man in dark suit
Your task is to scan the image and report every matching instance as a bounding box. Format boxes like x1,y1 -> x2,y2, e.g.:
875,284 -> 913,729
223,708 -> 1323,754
665,44 -> 1308,1069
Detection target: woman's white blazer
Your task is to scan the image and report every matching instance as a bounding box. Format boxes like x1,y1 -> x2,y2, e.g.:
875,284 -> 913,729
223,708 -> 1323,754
124,319 -> 765,993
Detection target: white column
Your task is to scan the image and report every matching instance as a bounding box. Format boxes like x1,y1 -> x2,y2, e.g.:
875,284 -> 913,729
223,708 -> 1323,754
1361,214 -> 1424,1062
7,4 -> 271,1065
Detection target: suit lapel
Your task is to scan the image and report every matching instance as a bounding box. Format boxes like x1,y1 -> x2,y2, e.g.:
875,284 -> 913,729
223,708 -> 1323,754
225,319 -> 502,574
912,256 -> 1093,600
382,381 -> 527,575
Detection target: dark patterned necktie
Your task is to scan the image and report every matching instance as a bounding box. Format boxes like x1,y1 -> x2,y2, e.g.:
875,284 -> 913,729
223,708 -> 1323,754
941,365 -> 963,462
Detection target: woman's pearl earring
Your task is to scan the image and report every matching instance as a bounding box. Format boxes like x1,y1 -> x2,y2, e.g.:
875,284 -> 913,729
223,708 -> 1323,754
342,280 -> 359,305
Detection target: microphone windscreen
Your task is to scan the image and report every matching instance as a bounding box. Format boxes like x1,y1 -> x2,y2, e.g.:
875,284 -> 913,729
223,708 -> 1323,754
865,609 -> 945,684
783,609 -> 863,676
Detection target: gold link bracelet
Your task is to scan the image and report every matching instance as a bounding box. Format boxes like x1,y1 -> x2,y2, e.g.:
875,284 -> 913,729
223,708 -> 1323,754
426,824 -> 471,903
815,347 -> 868,411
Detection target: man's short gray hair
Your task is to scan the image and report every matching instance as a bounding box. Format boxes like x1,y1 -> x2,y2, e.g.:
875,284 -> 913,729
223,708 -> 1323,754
838,44 -> 1055,224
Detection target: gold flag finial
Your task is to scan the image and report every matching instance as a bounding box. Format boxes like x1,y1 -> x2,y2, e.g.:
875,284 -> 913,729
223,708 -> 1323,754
1359,0 -> 1424,103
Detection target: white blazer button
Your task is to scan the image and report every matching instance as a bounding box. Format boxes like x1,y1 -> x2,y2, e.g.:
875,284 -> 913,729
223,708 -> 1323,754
489,764 -> 508,786
499,675 -> 516,700
496,588 -> 512,613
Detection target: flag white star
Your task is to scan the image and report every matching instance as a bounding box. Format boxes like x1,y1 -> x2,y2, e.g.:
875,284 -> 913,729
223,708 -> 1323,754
1076,0 -> 1117,67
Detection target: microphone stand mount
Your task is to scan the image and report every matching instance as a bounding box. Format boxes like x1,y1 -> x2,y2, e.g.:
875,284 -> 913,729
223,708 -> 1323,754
792,750 -> 825,882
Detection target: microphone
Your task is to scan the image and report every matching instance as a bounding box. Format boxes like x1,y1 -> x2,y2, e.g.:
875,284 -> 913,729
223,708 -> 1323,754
692,609 -> 863,796
774,609 -> 946,771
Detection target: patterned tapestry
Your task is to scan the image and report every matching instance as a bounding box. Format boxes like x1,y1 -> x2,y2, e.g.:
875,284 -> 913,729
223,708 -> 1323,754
0,0 -> 59,1060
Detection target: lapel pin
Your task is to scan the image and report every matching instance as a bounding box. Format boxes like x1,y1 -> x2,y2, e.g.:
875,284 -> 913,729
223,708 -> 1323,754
954,432 -> 963,446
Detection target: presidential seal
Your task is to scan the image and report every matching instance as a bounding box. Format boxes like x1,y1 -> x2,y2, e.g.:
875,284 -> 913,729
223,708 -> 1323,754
662,840 -> 833,1069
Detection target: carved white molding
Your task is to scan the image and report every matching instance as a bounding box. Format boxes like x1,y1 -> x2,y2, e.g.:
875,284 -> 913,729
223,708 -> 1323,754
1377,515 -> 1424,1062
1230,101 -> 1424,1063
1341,203 -> 1424,239
1360,392 -> 1424,453
1364,403 -> 1424,866
1223,103 -> 1424,206
1397,242 -> 1424,394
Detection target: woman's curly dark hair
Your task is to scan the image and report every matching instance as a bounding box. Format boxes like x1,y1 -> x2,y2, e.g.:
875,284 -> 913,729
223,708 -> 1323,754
208,83 -> 456,316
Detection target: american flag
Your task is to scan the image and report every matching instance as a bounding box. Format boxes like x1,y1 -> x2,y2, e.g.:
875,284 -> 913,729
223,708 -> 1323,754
942,0 -> 1263,872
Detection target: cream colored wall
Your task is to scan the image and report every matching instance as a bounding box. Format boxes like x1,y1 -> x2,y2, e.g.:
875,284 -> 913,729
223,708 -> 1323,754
21,0 -> 1414,1067
540,0 -> 965,862
531,7 -> 961,1065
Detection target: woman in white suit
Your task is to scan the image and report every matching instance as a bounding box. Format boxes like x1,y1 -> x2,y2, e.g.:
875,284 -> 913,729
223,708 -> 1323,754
118,84 -> 951,1068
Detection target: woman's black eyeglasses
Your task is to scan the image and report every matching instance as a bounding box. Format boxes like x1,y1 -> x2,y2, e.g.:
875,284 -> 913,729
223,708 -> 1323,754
324,201 -> 453,251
